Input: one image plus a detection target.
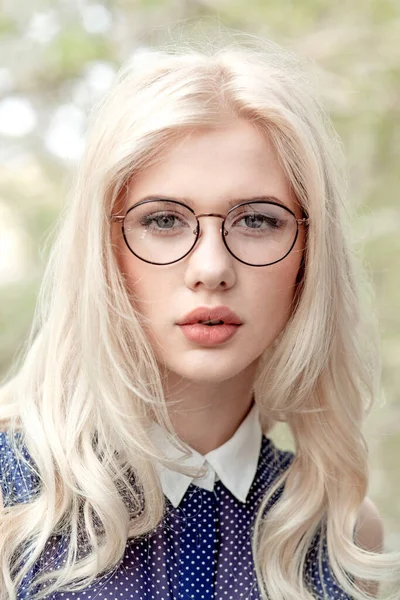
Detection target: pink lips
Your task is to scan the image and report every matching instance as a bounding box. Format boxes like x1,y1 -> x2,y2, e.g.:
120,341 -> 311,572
177,306 -> 242,326
177,306 -> 242,346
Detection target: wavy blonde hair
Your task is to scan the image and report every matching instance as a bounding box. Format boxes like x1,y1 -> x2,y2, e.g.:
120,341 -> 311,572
1,32 -> 399,599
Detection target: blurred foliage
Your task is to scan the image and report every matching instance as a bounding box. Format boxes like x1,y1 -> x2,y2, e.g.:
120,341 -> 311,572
0,0 -> 399,550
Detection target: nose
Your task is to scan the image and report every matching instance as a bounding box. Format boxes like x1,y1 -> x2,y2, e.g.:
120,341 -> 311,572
183,216 -> 236,291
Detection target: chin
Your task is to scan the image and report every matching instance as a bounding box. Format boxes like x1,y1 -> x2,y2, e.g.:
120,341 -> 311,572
165,352 -> 260,384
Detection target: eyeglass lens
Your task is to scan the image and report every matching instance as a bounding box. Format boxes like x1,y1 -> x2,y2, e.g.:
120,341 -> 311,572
122,200 -> 298,266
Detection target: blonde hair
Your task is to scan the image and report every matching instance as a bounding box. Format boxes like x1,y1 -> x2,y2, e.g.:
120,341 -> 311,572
1,32 -> 399,599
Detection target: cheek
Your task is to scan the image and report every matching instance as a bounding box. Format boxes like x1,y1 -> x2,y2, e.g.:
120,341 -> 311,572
115,238 -> 147,290
119,252 -> 176,319
114,242 -> 151,305
247,256 -> 302,322
123,263 -> 157,305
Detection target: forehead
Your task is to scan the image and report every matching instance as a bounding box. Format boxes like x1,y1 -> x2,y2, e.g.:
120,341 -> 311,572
126,120 -> 297,212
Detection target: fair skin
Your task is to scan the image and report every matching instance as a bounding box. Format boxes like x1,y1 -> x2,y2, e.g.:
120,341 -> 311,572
113,119 -> 383,593
115,119 -> 305,454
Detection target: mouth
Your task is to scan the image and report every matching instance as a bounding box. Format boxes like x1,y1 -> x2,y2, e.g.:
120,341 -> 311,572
197,319 -> 225,326
178,306 -> 242,327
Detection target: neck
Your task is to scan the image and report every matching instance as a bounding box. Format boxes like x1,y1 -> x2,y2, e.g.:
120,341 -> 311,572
163,364 -> 258,455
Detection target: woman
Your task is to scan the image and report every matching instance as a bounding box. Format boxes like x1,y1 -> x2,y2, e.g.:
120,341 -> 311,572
0,34 -> 399,599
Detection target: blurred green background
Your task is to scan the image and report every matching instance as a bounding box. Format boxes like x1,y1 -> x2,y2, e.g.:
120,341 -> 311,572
0,1 -> 399,550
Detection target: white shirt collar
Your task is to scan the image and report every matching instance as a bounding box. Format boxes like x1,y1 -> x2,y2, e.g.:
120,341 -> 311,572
149,403 -> 262,508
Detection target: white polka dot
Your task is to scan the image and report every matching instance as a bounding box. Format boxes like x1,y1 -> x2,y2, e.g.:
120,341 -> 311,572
0,433 -> 352,599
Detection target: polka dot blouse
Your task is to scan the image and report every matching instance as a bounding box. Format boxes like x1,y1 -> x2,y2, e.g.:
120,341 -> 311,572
0,432 -> 352,599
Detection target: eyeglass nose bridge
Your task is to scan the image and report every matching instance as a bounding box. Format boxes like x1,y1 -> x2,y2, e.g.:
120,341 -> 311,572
192,212 -> 228,237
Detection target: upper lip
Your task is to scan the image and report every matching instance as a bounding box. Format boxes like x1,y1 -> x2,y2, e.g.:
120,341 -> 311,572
177,306 -> 242,325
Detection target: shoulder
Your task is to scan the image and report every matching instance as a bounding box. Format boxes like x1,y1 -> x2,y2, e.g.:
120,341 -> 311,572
0,429 -> 39,507
355,496 -> 384,552
262,435 -> 295,471
258,436 -> 295,494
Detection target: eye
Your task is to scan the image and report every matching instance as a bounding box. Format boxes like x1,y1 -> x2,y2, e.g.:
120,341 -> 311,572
234,213 -> 281,229
139,212 -> 188,231
226,202 -> 290,236
124,209 -> 193,238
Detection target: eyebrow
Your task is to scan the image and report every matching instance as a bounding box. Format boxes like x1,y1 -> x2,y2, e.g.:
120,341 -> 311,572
132,194 -> 290,211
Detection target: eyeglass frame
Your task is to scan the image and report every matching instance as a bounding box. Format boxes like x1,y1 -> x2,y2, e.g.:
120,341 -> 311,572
109,197 -> 309,267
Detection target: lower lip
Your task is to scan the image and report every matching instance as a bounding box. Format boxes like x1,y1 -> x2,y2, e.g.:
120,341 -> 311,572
178,323 -> 241,346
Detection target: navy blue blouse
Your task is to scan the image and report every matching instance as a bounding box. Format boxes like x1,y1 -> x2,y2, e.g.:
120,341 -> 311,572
0,431 -> 352,599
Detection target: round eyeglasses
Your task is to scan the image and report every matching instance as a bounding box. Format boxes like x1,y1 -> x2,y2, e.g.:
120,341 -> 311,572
110,198 -> 309,267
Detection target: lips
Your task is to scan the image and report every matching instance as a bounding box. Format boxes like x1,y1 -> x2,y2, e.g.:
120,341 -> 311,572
177,306 -> 242,326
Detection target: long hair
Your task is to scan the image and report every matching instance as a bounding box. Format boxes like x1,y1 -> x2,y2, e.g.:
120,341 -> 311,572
1,33 -> 399,599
